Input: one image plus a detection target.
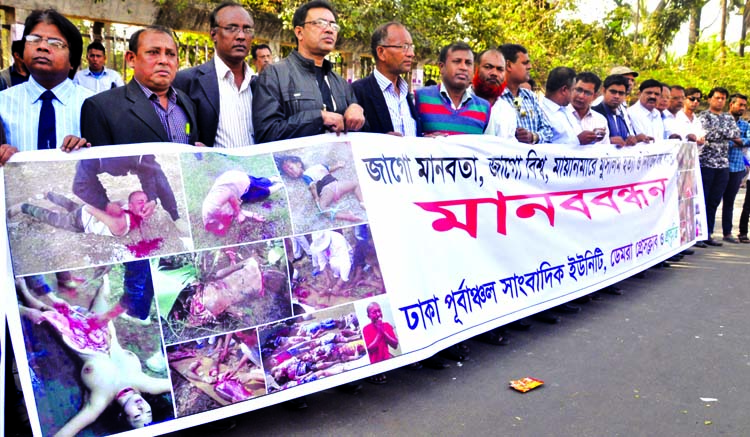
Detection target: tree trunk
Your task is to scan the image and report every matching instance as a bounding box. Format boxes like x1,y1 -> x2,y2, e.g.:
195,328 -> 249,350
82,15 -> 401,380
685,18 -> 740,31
688,3 -> 702,55
720,0 -> 728,57
741,0 -> 750,56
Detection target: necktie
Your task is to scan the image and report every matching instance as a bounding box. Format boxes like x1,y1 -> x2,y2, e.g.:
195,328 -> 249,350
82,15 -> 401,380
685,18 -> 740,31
37,90 -> 56,150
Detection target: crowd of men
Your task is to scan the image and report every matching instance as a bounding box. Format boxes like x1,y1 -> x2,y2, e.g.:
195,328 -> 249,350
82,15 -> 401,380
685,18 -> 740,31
3,0 -> 750,421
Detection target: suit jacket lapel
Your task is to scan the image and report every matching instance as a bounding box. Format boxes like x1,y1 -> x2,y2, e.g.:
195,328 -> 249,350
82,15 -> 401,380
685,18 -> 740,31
176,89 -> 199,144
198,59 -> 220,117
370,75 -> 394,133
125,81 -> 169,141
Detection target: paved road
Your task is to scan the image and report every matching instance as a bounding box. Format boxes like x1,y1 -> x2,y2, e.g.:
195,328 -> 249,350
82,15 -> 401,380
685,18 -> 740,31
167,188 -> 750,437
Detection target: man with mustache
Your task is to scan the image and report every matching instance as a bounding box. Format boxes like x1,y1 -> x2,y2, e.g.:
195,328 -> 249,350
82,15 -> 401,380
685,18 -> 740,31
174,1 -> 255,148
415,41 -> 491,136
253,0 -> 364,142
352,22 -> 419,137
627,78 -> 665,142
473,48 -> 516,141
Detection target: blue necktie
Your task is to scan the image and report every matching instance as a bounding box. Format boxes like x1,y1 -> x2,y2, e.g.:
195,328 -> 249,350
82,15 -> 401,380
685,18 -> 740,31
37,90 -> 56,150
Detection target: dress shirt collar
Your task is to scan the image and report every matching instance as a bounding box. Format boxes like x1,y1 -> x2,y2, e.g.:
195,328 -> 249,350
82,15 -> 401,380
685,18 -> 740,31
214,55 -> 252,93
439,82 -> 472,109
374,68 -> 407,97
26,76 -> 76,106
541,96 -> 566,114
134,78 -> 178,104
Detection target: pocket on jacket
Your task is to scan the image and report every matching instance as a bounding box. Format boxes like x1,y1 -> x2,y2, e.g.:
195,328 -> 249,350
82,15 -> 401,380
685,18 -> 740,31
281,89 -> 318,114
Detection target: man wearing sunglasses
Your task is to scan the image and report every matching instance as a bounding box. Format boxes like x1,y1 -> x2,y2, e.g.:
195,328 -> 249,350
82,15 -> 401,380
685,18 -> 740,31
175,1 -> 256,148
253,0 -> 364,142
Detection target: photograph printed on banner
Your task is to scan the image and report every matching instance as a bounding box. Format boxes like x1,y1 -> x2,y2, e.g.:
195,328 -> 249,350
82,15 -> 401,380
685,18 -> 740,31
355,297 -> 403,367
181,152 -> 292,250
5,154 -> 191,276
258,304 -> 368,393
153,240 -> 293,345
166,327 -> 266,417
286,225 -> 386,314
273,142 -> 367,235
14,262 -> 173,437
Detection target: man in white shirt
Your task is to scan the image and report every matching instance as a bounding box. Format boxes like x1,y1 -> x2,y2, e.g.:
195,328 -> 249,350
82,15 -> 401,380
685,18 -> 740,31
569,72 -> 609,145
540,66 -> 578,144
471,48 -> 517,141
628,78 -> 665,141
174,1 -> 255,147
74,41 -> 125,93
675,87 -> 706,144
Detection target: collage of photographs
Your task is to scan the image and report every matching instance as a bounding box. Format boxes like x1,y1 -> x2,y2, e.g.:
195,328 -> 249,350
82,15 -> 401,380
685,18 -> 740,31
5,142 -> 404,436
676,142 -> 701,244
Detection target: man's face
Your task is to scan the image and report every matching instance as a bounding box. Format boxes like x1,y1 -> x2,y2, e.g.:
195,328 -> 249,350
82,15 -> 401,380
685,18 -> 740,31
439,48 -> 473,91
669,88 -> 685,114
506,51 -> 531,84
253,47 -> 272,73
476,51 -> 505,87
212,6 -> 253,65
86,48 -> 106,72
571,80 -> 596,112
656,86 -> 670,112
126,30 -> 178,94
367,304 -> 382,323
128,192 -> 149,216
24,22 -> 72,83
378,25 -> 414,77
708,91 -> 727,112
685,92 -> 701,111
603,84 -> 627,109
623,73 -> 636,93
730,97 -> 748,117
295,7 -> 338,58
639,86 -> 661,111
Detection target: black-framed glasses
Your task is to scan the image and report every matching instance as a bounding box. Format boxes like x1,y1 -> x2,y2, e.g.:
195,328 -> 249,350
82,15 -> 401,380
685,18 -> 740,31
573,87 -> 594,97
687,96 -> 700,102
380,43 -> 415,53
25,34 -> 67,50
302,19 -> 340,32
215,25 -> 255,36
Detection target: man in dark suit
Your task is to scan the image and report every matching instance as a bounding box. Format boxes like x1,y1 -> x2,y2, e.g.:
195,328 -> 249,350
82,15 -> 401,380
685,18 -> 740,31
81,25 -> 199,147
173,1 -> 255,148
352,22 -> 419,137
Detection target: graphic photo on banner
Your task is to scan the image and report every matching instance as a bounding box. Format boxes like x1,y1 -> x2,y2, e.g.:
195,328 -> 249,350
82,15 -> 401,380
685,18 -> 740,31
5,154 -> 191,276
258,303 -> 367,393
287,224 -> 386,314
153,240 -> 292,345
273,142 -> 367,235
181,152 -> 291,250
167,327 -> 265,417
356,296 -> 403,365
14,263 -> 173,437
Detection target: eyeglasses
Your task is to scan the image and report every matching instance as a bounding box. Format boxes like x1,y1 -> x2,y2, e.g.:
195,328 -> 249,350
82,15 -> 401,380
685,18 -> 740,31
25,34 -> 67,50
380,43 -> 415,53
607,89 -> 627,96
215,25 -> 255,36
687,96 -> 700,102
302,19 -> 340,32
573,87 -> 594,97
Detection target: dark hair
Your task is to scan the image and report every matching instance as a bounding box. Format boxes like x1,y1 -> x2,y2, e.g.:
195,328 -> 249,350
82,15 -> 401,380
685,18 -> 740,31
424,79 -> 437,86
475,48 -> 503,66
671,85 -> 685,93
129,25 -> 175,53
639,78 -> 662,92
11,39 -> 24,57
707,86 -> 729,99
545,66 -> 576,93
209,1 -> 249,29
292,0 -> 337,28
370,22 -> 403,58
685,87 -> 702,97
23,9 -> 83,80
603,74 -> 629,90
574,71 -> 602,93
526,78 -> 537,89
87,41 -> 106,54
274,154 -> 304,175
499,43 -> 527,63
438,41 -> 472,64
252,43 -> 271,59
661,83 -> 671,91
729,93 -> 747,104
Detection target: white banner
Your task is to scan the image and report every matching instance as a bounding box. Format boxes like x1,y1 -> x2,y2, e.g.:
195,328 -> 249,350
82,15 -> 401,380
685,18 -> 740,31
2,134 -> 705,437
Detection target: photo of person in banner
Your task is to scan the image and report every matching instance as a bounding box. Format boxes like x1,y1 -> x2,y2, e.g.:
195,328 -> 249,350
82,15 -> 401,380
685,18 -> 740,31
273,142 -> 367,235
4,154 -> 190,276
154,240 -> 292,345
287,225 -> 386,313
166,328 -> 267,417
14,264 -> 173,437
182,152 -> 292,250
259,304 -> 368,392
358,298 -> 402,384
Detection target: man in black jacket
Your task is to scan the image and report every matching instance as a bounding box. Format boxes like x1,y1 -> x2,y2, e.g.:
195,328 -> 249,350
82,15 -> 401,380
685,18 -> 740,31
252,0 -> 364,142
352,22 -> 419,136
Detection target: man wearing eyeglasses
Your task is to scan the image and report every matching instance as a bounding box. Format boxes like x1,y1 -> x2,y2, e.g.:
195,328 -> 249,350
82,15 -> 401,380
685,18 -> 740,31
675,87 -> 706,145
174,1 -> 255,148
252,0 -> 365,142
569,72 -> 609,145
592,74 -> 642,147
352,22 -> 419,136
0,9 -> 93,164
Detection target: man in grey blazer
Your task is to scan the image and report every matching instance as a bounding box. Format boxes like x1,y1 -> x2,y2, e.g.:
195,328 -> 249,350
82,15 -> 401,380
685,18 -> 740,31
173,1 -> 255,148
